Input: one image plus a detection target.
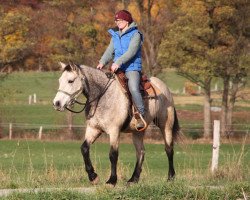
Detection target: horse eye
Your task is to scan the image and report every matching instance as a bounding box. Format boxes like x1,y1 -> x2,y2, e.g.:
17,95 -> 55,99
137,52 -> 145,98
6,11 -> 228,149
68,80 -> 74,84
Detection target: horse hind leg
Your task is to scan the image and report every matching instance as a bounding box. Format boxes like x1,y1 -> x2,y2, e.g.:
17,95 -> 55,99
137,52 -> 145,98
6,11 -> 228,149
106,129 -> 120,186
80,126 -> 101,184
159,107 -> 176,181
127,131 -> 145,184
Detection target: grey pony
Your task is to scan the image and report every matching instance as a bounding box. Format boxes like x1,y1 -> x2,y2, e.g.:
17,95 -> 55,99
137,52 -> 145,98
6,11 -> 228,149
53,62 -> 180,186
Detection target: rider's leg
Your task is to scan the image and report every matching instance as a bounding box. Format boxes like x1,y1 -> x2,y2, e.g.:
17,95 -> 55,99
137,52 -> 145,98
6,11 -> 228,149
125,71 -> 145,129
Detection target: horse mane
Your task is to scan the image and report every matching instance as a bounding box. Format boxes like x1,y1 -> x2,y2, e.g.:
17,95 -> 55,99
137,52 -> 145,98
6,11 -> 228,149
80,65 -> 110,81
62,63 -> 108,80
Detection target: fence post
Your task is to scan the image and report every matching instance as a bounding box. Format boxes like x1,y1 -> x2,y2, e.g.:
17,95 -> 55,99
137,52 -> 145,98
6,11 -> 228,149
182,87 -> 186,94
198,86 -> 201,94
33,93 -> 37,104
29,95 -> 32,105
211,120 -> 220,173
9,123 -> 12,140
214,83 -> 218,91
38,126 -> 43,140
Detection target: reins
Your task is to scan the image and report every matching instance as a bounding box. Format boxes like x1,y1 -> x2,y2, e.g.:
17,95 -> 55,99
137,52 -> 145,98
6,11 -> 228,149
63,71 -> 115,114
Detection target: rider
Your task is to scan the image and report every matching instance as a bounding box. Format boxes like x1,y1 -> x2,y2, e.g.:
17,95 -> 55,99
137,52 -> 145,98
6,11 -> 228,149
97,9 -> 145,129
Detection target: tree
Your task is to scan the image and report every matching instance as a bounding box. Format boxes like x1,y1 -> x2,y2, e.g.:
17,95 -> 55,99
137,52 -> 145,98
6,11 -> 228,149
158,0 -> 250,138
0,9 -> 33,72
203,0 -> 250,137
158,0 -> 218,138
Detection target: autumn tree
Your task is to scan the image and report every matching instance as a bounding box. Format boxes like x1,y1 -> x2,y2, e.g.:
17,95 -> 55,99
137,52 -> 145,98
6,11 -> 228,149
158,0 -> 217,138
0,8 -> 33,72
208,0 -> 250,136
158,0 -> 250,137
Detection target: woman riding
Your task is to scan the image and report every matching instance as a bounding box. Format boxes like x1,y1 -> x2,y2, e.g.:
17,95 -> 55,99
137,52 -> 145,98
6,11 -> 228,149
97,10 -> 145,129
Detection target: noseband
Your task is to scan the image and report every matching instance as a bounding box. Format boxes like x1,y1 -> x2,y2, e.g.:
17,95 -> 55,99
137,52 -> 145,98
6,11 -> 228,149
57,77 -> 87,113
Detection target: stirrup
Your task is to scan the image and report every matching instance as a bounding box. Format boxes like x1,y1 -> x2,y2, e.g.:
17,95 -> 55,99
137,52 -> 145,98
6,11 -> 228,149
134,112 -> 148,132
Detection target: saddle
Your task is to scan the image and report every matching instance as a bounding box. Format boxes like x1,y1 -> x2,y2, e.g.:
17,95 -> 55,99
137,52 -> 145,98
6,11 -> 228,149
109,70 -> 161,132
115,70 -> 160,100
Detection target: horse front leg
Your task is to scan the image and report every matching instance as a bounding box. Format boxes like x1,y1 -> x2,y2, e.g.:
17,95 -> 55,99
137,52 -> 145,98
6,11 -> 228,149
128,131 -> 145,184
80,126 -> 101,184
106,130 -> 119,186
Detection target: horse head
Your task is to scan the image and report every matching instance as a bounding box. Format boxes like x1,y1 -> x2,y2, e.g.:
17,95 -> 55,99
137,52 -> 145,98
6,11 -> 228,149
53,62 -> 84,111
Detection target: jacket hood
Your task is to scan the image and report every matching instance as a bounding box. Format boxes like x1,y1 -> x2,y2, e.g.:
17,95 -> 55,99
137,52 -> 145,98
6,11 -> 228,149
109,22 -> 138,36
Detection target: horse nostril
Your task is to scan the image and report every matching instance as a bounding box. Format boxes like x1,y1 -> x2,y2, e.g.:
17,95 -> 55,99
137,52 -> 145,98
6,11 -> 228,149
55,101 -> 61,107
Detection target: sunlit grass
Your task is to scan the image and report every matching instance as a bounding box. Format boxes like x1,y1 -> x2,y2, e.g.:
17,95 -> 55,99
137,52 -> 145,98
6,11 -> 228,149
0,140 -> 249,189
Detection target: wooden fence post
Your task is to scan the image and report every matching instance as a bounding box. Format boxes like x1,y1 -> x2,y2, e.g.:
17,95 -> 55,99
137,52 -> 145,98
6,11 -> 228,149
38,126 -> 43,140
29,95 -> 32,105
9,123 -> 12,140
211,120 -> 220,173
33,93 -> 37,104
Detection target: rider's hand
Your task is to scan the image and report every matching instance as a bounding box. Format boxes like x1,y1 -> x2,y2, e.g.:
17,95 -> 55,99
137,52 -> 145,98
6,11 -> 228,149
97,63 -> 104,69
111,63 -> 119,72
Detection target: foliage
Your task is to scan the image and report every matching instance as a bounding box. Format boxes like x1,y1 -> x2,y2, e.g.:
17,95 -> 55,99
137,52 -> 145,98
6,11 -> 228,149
159,0 -> 216,87
159,0 -> 250,85
158,0 -> 250,137
0,0 -> 172,73
0,9 -> 33,71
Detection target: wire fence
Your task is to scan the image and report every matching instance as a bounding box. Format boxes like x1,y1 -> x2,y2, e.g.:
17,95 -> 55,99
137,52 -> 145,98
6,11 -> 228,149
0,122 -> 249,140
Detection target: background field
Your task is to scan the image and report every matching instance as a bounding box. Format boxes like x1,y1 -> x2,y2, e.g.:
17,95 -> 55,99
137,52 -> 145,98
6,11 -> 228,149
0,70 -> 249,139
0,140 -> 249,199
0,71 -> 249,199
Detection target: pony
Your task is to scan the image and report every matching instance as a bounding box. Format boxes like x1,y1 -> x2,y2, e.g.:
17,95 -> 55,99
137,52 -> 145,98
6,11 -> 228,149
53,62 -> 180,186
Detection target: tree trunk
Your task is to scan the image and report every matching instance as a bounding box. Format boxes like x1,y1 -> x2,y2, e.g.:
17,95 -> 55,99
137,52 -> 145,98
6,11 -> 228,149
227,81 -> 239,135
203,78 -> 212,138
220,76 -> 230,137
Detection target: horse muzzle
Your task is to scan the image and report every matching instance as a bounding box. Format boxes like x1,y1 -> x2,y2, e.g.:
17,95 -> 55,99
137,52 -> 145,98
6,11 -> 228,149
53,100 -> 65,111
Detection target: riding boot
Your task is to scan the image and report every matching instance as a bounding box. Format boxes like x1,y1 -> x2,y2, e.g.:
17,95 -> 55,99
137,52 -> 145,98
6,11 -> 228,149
136,118 -> 145,129
135,113 -> 146,130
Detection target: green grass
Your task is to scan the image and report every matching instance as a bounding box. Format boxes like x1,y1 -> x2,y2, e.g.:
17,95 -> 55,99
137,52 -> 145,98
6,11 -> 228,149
0,140 -> 249,187
1,182 -> 249,200
0,140 -> 249,199
0,71 -> 249,140
157,69 -> 187,92
0,104 -> 85,125
0,71 -> 60,103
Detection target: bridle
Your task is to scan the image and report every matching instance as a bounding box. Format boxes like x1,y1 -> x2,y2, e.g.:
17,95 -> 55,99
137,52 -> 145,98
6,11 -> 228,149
58,87 -> 86,113
57,72 -> 115,114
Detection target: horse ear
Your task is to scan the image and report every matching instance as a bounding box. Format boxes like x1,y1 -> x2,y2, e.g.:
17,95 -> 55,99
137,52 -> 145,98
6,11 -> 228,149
69,63 -> 79,72
59,62 -> 67,70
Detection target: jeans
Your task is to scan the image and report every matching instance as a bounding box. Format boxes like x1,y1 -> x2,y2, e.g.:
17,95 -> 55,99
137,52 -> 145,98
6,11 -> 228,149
125,71 -> 145,116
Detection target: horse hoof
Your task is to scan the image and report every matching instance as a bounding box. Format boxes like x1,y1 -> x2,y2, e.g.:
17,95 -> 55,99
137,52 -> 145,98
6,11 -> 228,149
105,182 -> 116,188
106,176 -> 117,186
105,180 -> 117,187
126,181 -> 135,187
90,176 -> 99,185
167,176 -> 175,181
126,178 -> 139,186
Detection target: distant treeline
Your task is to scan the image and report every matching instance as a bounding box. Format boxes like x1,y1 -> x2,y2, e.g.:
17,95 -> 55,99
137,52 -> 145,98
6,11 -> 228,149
0,0 -> 170,73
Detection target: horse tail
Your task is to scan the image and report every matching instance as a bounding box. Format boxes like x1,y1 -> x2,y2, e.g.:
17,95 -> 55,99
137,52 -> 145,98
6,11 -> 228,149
172,107 -> 180,140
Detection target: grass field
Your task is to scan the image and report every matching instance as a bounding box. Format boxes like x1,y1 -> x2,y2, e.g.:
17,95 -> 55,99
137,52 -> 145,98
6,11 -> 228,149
0,70 -> 249,136
0,140 -> 249,199
0,71 -> 249,198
